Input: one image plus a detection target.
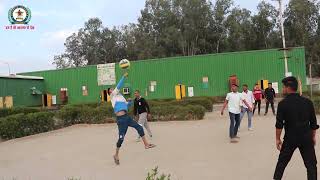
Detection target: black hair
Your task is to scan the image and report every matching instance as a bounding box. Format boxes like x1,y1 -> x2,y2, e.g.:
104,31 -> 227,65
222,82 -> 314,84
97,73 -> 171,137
268,83 -> 272,85
282,76 -> 298,91
243,84 -> 248,87
107,88 -> 111,95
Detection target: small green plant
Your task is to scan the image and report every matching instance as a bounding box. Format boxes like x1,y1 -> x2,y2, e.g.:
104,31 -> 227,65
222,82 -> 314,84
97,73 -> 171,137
146,167 -> 171,180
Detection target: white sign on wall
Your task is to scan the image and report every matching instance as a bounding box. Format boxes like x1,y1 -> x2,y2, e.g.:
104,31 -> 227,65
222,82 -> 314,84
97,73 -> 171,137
272,82 -> 279,94
188,87 -> 194,97
52,95 -> 57,105
97,63 -> 116,86
150,85 -> 155,92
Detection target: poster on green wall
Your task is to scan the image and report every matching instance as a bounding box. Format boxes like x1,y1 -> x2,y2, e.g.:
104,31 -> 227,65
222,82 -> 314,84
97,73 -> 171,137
97,63 -> 116,86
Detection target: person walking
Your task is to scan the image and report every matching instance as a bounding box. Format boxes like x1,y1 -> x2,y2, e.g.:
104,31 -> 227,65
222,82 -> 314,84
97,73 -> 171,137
134,90 -> 153,141
264,83 -> 276,116
253,84 -> 262,115
273,76 -> 319,180
221,84 -> 252,143
240,84 -> 255,131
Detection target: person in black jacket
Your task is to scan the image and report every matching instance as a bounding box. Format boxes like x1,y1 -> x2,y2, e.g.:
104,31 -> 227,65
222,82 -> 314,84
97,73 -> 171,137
273,76 -> 319,180
264,83 -> 276,116
134,90 -> 153,141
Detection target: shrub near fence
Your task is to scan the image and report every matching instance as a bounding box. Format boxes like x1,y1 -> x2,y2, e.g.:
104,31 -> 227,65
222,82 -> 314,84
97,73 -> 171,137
149,97 -> 213,112
0,107 -> 40,118
150,105 -> 206,121
0,112 -> 55,140
55,103 -> 114,126
0,98 -> 209,140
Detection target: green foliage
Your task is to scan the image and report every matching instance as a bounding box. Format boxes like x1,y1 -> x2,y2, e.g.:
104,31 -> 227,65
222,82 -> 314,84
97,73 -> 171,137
0,107 -> 40,118
0,112 -> 55,140
0,99 -> 207,140
146,167 -> 171,180
149,97 -> 213,112
151,104 -> 206,121
55,105 -> 82,126
53,0 -> 320,77
55,103 -> 114,126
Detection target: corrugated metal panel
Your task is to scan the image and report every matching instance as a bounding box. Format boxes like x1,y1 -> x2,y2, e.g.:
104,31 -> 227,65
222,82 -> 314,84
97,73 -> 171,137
20,47 -> 307,104
0,78 -> 45,107
23,66 -> 112,104
129,47 -> 306,99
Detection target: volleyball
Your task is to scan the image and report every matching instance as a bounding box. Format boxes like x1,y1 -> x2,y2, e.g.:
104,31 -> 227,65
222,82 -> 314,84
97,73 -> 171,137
119,59 -> 130,69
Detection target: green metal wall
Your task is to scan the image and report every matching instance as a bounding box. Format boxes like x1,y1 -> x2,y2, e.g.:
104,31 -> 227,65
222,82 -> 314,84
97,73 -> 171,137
21,47 -> 307,105
21,66 -> 111,105
0,78 -> 45,107
129,47 -> 307,99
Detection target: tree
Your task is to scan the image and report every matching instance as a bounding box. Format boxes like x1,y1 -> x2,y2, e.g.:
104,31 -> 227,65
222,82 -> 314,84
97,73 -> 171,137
52,54 -> 72,69
81,18 -> 105,65
252,1 -> 278,49
211,0 -> 233,53
284,0 -> 320,75
175,0 -> 213,55
64,32 -> 87,67
53,0 -> 320,77
225,7 -> 254,51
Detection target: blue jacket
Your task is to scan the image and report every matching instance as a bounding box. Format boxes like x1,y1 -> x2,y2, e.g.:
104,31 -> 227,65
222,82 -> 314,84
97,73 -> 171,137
110,76 -> 132,113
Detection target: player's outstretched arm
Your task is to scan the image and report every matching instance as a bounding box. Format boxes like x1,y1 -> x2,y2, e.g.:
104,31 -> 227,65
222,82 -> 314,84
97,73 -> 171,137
113,73 -> 128,95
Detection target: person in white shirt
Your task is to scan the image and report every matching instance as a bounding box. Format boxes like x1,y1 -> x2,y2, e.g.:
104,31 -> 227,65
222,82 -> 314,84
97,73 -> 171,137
221,84 -> 253,143
239,84 -> 255,131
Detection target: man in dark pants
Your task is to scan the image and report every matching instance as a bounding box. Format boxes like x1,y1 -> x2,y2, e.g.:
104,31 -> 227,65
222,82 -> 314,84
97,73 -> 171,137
264,83 -> 276,116
273,76 -> 319,180
253,83 -> 262,115
134,90 -> 153,141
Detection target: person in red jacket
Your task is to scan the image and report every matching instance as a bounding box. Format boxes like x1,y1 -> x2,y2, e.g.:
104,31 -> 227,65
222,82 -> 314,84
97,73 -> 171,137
253,84 -> 263,115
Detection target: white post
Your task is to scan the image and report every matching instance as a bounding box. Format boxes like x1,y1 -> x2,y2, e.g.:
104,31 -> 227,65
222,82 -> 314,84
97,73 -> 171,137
0,61 -> 11,75
310,63 -> 313,98
278,0 -> 289,76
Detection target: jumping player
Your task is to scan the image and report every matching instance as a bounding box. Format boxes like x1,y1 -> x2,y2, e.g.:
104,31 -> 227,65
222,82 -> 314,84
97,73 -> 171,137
108,72 -> 156,165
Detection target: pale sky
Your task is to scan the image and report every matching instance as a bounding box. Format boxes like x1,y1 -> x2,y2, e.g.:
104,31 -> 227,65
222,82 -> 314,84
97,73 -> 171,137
0,0 -> 289,75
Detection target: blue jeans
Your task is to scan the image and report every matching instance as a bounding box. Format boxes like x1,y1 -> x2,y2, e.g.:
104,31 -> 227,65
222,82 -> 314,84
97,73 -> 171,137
116,114 -> 145,148
229,112 -> 240,138
240,107 -> 253,129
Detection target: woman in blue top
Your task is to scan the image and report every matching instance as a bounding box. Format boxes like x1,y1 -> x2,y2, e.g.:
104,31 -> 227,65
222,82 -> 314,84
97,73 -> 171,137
108,72 -> 156,165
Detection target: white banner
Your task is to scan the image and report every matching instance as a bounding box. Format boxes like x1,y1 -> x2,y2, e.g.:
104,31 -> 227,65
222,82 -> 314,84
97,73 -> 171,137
188,87 -> 194,97
272,82 -> 279,94
97,63 -> 116,86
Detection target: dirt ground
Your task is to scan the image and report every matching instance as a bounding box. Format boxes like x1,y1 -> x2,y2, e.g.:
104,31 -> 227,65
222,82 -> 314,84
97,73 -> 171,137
0,104 -> 319,180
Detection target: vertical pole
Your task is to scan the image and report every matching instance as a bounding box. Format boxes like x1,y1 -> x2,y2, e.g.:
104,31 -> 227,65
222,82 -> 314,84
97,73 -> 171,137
310,63 -> 313,99
278,0 -> 289,76
6,63 -> 11,75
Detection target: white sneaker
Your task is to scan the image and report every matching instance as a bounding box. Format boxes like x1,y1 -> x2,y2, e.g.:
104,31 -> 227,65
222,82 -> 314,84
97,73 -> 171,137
248,128 -> 254,131
136,137 -> 141,142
